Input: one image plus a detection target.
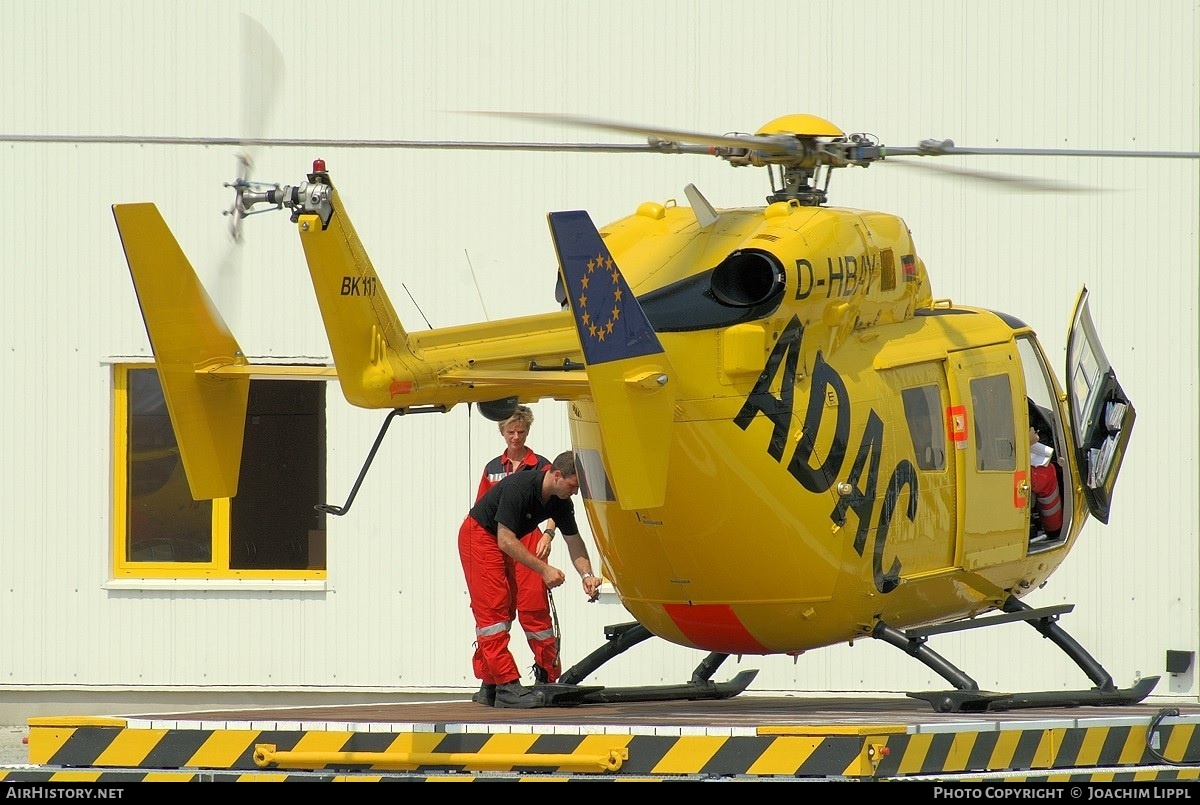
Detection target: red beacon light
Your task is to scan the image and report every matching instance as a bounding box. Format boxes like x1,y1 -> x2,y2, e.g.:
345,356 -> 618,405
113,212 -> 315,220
312,158 -> 327,174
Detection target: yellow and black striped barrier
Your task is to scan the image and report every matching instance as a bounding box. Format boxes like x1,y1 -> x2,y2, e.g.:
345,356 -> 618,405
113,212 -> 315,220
4,714 -> 1199,782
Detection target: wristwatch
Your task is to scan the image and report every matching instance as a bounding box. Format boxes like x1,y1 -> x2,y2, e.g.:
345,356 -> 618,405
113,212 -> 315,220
582,572 -> 596,580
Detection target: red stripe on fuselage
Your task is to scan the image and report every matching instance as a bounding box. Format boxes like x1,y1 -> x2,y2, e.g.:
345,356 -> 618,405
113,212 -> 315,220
662,603 -> 769,653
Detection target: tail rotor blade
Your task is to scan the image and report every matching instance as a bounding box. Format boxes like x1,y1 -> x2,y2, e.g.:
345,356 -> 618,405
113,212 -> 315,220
217,14 -> 285,314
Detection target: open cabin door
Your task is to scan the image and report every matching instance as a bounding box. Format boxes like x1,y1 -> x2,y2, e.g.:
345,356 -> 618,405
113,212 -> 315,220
1017,335 -> 1075,549
1066,286 -> 1135,524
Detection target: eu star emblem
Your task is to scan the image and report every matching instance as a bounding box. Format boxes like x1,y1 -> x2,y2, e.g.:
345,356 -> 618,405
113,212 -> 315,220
548,211 -> 663,366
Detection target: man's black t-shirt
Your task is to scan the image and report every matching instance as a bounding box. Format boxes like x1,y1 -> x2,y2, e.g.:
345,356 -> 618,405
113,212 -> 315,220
469,468 -> 578,538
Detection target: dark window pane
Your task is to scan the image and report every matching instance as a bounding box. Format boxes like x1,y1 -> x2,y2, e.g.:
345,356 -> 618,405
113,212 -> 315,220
902,384 -> 945,471
575,448 -> 614,502
127,369 -> 213,562
230,381 -> 327,570
970,374 -> 1016,472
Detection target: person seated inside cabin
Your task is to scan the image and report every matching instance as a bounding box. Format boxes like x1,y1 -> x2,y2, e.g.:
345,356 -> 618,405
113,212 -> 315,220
1028,409 -> 1063,544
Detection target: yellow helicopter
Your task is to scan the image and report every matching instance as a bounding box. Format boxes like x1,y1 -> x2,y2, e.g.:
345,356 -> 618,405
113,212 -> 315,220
113,113 -> 1189,712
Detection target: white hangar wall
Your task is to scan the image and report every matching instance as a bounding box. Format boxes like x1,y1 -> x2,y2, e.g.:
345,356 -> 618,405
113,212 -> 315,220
0,0 -> 1196,718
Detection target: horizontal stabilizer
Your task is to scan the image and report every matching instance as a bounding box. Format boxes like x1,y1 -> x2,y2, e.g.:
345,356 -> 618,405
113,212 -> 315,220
113,203 -> 249,500
548,210 -> 675,509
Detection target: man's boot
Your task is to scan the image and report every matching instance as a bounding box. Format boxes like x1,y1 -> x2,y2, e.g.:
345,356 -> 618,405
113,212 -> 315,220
531,665 -> 550,685
493,681 -> 545,709
470,682 -> 496,706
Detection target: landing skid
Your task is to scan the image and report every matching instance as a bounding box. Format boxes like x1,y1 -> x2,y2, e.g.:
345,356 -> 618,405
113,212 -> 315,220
877,594 -> 1159,713
539,621 -> 759,706
536,672 -> 758,706
909,676 -> 1160,713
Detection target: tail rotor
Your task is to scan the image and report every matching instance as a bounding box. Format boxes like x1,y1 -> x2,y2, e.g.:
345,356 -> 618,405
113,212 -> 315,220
215,13 -> 284,314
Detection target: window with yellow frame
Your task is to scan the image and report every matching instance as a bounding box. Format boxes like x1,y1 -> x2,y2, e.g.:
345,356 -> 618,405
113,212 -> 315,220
113,364 -> 327,579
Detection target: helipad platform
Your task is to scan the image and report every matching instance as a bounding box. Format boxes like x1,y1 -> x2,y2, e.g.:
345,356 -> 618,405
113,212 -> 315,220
4,696 -> 1200,782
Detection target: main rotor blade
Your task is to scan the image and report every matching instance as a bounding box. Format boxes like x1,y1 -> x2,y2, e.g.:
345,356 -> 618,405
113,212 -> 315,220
0,134 -> 688,153
885,141 -> 1200,160
879,159 -> 1098,193
469,113 -> 1200,161
7,132 -> 1193,161
468,110 -> 795,155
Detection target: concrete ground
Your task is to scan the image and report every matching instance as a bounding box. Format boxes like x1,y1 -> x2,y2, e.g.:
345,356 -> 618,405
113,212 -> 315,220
0,726 -> 29,766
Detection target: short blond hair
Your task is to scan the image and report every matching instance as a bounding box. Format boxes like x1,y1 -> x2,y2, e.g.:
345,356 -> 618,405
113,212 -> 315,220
499,404 -> 534,433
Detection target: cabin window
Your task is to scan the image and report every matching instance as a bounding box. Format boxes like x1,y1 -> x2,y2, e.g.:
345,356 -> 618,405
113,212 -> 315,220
880,249 -> 896,292
901,384 -> 945,471
575,447 -> 616,503
970,374 -> 1016,472
113,365 -> 327,579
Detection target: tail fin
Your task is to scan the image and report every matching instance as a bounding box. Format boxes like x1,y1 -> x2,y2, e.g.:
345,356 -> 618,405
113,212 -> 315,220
113,203 -> 249,500
547,210 -> 676,509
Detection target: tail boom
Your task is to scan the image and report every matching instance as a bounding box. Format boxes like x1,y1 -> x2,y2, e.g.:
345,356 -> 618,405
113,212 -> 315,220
295,183 -> 591,411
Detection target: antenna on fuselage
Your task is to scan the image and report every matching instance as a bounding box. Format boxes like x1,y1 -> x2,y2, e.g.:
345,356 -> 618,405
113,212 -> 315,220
464,249 -> 490,320
401,283 -> 433,329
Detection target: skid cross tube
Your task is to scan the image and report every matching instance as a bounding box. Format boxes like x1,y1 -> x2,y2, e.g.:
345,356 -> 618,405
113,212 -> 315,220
558,622 -> 654,685
879,596 -> 1160,712
549,621 -> 757,705
1000,595 -> 1115,691
872,621 -> 979,691
904,603 -> 1075,639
